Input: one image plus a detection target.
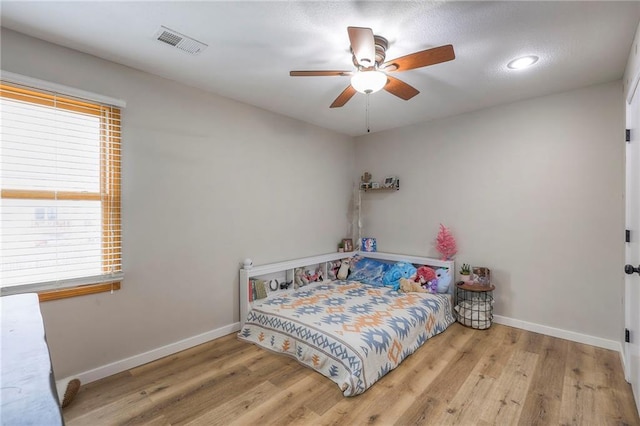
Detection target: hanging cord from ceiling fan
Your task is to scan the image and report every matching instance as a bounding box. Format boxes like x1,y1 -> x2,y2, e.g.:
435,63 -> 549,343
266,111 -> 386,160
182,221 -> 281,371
366,93 -> 371,133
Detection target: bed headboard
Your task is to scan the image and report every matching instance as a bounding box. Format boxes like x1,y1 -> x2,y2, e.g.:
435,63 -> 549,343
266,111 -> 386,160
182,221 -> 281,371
239,251 -> 455,326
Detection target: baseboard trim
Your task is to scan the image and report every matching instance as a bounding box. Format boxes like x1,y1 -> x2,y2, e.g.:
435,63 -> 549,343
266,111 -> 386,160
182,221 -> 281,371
493,315 -> 620,351
57,322 -> 241,388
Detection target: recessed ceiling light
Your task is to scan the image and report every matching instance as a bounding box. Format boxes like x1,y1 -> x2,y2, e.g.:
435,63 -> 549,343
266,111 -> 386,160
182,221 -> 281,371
507,55 -> 539,70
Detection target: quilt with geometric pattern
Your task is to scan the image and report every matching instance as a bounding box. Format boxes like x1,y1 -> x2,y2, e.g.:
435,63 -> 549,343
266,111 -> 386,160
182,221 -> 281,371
238,280 -> 455,396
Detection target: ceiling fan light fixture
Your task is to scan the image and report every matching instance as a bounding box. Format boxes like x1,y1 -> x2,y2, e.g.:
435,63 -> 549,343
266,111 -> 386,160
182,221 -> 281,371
507,55 -> 539,70
351,70 -> 388,94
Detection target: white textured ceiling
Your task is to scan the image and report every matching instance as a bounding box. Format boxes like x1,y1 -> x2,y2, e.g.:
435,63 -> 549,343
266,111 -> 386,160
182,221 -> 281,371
1,1 -> 639,136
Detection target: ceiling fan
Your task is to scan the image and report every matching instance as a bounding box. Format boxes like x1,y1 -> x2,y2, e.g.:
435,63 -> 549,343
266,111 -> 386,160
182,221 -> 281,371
290,26 -> 455,108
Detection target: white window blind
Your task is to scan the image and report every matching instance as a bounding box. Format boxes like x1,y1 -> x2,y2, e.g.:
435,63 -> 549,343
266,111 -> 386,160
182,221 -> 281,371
0,82 -> 122,295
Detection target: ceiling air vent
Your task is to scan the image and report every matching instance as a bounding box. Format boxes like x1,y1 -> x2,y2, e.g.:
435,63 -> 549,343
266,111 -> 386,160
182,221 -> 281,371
154,26 -> 207,55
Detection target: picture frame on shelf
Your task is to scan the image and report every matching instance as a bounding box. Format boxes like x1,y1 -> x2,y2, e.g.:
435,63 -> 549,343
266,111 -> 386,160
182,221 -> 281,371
361,237 -> 377,252
359,182 -> 370,190
383,176 -> 397,188
371,182 -> 380,189
342,238 -> 354,252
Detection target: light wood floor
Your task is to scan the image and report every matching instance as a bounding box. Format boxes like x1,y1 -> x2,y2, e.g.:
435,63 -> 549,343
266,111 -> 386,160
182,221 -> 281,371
63,323 -> 639,425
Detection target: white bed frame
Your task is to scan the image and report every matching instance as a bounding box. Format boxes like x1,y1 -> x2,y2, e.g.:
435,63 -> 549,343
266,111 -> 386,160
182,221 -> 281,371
239,251 -> 455,327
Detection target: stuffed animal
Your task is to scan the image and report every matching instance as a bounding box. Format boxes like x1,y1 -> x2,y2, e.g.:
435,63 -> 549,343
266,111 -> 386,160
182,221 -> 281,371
435,268 -> 452,293
399,278 -> 428,293
423,279 -> 438,294
382,262 -> 417,290
294,267 -> 309,288
306,266 -> 323,283
415,266 -> 436,285
337,259 -> 350,280
327,260 -> 341,280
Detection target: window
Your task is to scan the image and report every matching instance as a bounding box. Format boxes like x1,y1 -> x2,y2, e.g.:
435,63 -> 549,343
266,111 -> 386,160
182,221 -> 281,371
0,81 -> 122,299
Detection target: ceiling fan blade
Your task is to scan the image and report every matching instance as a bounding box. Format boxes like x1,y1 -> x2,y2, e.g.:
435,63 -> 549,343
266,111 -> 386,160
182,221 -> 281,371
382,44 -> 455,72
384,76 -> 419,100
347,26 -> 375,67
290,70 -> 352,77
330,85 -> 357,108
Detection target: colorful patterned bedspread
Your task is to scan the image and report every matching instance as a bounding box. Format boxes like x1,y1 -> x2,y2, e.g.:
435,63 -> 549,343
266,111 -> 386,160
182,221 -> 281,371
238,280 -> 455,396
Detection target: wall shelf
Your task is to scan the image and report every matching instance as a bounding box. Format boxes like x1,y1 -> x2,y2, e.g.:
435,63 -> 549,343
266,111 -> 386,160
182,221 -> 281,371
360,179 -> 400,192
362,187 -> 399,192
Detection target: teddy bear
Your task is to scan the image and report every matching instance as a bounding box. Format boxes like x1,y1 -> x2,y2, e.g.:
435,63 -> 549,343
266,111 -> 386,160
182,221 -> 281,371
399,277 -> 428,293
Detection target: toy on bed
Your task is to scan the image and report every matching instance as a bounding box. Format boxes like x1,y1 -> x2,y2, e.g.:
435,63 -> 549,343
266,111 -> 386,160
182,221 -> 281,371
415,266 -> 436,284
435,268 -> 452,293
399,277 -> 428,293
415,265 -> 438,293
347,257 -> 388,285
382,262 -> 417,291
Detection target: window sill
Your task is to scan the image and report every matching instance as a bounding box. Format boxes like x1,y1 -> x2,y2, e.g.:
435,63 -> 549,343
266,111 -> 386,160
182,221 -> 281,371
38,282 -> 121,302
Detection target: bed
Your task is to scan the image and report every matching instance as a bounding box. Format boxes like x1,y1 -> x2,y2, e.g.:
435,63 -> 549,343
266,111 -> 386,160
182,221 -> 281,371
237,251 -> 455,396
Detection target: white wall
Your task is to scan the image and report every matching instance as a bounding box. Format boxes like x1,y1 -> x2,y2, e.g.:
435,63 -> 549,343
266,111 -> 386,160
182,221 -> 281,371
354,81 -> 625,341
0,28 -> 355,378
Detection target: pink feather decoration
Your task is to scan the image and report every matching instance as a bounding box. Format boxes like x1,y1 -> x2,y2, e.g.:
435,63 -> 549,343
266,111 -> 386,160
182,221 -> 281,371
435,224 -> 457,260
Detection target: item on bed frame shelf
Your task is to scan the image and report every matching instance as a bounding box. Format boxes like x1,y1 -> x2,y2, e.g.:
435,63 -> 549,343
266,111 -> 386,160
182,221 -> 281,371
435,223 -> 457,260
471,267 -> 491,285
305,266 -> 323,283
280,280 -> 292,290
249,279 -> 268,301
294,267 -> 309,288
382,262 -> 417,290
399,277 -> 428,293
342,238 -> 354,252
243,258 -> 253,268
328,260 -> 341,280
255,280 -> 268,299
337,258 -> 350,280
361,237 -> 377,252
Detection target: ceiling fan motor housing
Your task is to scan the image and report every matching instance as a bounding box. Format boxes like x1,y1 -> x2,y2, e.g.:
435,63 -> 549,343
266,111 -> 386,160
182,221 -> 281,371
352,34 -> 388,68
374,35 -> 388,65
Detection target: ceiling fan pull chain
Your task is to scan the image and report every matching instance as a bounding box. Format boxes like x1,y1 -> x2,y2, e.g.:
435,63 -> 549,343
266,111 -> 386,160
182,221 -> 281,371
366,93 -> 370,133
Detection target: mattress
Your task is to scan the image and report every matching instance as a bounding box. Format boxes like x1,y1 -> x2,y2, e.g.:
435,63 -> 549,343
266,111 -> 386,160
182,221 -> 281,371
238,280 -> 454,396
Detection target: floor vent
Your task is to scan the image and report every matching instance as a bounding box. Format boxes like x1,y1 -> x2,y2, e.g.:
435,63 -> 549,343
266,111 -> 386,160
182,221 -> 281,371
154,26 -> 207,55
